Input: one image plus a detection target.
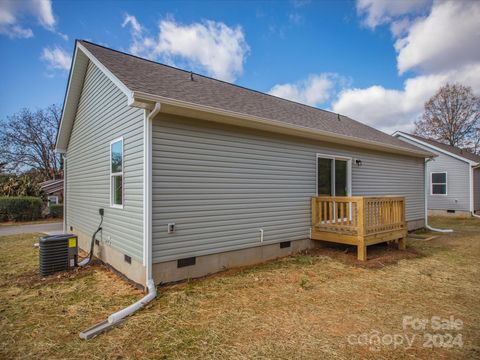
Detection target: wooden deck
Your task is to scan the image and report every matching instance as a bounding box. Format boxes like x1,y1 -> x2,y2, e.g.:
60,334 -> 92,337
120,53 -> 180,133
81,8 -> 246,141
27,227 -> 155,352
310,196 -> 407,260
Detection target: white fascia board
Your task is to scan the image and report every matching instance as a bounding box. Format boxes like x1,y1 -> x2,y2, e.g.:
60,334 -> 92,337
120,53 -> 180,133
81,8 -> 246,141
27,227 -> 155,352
394,131 -> 479,166
55,44 -> 79,153
77,43 -> 133,102
132,91 -> 433,159
56,42 -> 134,153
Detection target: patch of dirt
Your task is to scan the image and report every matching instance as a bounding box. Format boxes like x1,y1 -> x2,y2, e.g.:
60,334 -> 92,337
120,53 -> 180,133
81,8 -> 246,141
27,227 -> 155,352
305,242 -> 423,268
1,261 -> 103,289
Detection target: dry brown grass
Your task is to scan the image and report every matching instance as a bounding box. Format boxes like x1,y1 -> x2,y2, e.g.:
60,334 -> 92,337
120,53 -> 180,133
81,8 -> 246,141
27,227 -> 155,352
1,217 -> 479,359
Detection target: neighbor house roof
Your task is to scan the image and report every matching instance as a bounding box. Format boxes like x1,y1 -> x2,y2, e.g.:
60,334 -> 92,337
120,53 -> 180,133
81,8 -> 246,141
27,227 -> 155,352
56,40 -> 433,158
40,179 -> 64,194
395,131 -> 480,165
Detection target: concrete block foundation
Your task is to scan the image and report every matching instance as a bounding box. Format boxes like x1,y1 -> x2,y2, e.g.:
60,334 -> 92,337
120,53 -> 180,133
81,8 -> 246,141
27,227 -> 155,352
428,210 -> 472,218
73,227 -> 146,288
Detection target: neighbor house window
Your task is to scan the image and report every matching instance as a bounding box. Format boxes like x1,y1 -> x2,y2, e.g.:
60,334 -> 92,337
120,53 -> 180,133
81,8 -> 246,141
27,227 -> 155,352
110,137 -> 124,207
431,172 -> 447,195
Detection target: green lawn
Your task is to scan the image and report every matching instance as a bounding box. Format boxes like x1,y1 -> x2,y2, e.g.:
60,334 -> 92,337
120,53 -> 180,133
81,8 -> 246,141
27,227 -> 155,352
1,217 -> 479,359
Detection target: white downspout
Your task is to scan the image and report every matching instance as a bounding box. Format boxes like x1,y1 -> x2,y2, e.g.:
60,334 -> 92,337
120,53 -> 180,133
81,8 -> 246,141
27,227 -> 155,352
472,165 -> 480,219
79,102 -> 161,339
424,158 -> 453,233
63,154 -> 67,233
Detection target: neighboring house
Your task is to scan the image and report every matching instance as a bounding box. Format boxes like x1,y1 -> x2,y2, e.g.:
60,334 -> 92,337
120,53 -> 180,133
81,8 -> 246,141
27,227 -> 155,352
55,40 -> 433,287
394,132 -> 480,217
39,179 -> 64,206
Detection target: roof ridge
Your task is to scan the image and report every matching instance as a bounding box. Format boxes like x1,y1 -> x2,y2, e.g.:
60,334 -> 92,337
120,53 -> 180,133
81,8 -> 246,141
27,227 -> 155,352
78,39 -> 349,119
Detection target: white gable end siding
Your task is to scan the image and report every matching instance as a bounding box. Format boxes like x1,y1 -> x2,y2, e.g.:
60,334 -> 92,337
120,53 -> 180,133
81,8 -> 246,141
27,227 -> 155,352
151,116 -> 425,263
66,61 -> 144,260
396,136 -> 471,212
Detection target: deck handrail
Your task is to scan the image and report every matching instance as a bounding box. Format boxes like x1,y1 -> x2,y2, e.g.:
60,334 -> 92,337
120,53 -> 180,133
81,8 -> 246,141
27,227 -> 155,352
311,195 -> 406,236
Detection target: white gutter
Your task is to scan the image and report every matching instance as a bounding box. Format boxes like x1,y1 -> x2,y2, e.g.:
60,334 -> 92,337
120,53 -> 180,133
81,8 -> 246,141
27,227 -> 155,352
424,159 -> 453,233
79,103 -> 161,340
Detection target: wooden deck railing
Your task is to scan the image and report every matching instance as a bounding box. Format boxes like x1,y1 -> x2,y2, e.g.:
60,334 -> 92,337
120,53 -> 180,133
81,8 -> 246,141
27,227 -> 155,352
311,196 -> 407,260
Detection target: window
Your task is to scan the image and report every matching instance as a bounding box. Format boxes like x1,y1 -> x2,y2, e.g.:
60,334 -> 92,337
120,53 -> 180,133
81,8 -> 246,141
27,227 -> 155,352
316,155 -> 351,196
47,195 -> 58,207
431,172 -> 447,195
110,138 -> 124,207
316,154 -> 352,223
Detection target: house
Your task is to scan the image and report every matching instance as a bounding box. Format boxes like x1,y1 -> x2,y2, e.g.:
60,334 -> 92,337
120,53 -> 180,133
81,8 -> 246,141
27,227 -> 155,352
394,132 -> 480,217
39,179 -> 64,206
56,40 -> 434,288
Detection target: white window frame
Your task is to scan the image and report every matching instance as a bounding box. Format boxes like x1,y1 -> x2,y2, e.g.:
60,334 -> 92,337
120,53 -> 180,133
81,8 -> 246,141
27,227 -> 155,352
110,137 -> 124,209
47,195 -> 59,207
316,153 -> 352,197
315,153 -> 353,224
431,171 -> 447,196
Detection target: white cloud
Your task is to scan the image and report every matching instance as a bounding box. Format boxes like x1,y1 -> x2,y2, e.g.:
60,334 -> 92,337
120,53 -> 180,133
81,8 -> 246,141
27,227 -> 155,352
5,25 -> 34,39
395,1 -> 480,74
328,0 -> 480,133
41,46 -> 71,71
35,0 -> 56,30
268,73 -> 348,107
332,63 -> 480,133
0,0 -> 56,38
57,31 -> 68,41
122,13 -> 142,34
389,17 -> 410,38
356,0 -> 431,29
122,14 -> 250,82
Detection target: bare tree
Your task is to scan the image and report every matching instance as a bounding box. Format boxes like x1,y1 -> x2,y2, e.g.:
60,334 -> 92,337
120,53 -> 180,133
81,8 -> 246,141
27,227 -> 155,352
414,83 -> 480,154
0,104 -> 62,180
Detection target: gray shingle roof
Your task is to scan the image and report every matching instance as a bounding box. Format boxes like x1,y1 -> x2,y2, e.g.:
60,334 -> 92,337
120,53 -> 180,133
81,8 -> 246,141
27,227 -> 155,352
79,40 -> 428,155
403,132 -> 480,163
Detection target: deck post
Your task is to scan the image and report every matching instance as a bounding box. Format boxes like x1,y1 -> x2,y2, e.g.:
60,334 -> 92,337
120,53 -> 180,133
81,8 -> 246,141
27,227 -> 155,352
398,199 -> 407,250
357,197 -> 367,261
311,197 -> 318,226
357,242 -> 367,261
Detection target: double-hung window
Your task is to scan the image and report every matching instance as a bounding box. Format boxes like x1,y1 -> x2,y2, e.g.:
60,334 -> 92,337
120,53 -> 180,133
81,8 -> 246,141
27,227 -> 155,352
110,137 -> 124,208
431,172 -> 447,195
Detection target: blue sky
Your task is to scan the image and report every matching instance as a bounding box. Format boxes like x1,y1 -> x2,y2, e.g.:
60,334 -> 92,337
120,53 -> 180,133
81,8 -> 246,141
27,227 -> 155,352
1,0 -> 479,133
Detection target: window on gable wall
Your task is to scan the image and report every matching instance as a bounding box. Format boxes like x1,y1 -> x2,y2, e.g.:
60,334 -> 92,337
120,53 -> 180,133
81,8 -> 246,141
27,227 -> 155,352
110,138 -> 124,207
431,172 -> 447,195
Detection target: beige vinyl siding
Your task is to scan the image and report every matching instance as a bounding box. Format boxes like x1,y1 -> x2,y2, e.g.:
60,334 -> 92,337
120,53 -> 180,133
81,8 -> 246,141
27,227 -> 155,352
66,61 -> 144,260
397,136 -> 471,211
151,115 -> 425,263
